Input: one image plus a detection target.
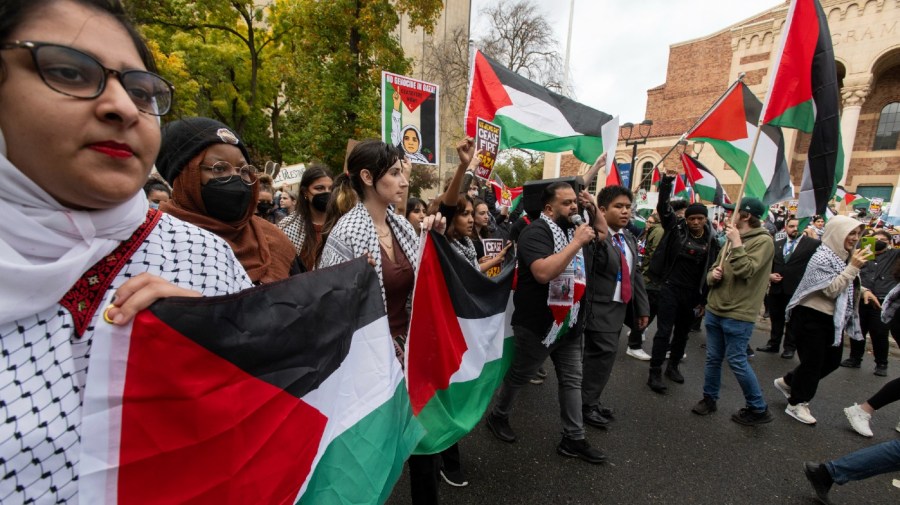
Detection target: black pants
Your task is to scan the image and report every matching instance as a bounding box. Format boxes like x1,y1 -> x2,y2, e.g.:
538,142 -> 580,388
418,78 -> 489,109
869,377 -> 900,410
649,284 -> 699,369
849,301 -> 898,365
784,306 -> 843,405
765,291 -> 795,351
626,288 -> 659,349
408,454 -> 441,505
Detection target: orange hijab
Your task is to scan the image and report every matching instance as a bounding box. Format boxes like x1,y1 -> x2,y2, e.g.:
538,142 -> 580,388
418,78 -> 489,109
160,150 -> 294,284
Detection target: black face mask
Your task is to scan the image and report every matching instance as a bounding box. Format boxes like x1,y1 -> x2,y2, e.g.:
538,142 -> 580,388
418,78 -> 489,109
201,177 -> 252,223
256,202 -> 274,216
311,192 -> 331,212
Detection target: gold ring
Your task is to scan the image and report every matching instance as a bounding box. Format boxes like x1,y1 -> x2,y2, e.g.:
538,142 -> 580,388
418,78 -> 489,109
102,304 -> 117,324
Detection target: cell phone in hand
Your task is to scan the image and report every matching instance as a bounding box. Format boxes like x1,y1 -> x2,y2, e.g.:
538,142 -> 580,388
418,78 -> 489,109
860,236 -> 876,260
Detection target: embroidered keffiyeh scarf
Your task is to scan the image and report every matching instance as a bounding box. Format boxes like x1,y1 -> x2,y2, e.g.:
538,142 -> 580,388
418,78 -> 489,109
451,236 -> 479,268
318,202 -> 419,306
881,283 -> 900,325
538,213 -> 586,347
278,212 -> 307,256
787,244 -> 861,346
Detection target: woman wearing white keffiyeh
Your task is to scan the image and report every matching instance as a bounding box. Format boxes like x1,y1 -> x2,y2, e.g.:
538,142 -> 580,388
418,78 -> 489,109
775,215 -> 869,426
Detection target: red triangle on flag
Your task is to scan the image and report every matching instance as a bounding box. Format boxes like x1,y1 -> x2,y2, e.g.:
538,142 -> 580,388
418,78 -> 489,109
681,153 -> 703,185
688,83 -> 749,142
606,160 -> 622,187
651,166 -> 661,186
673,174 -> 687,195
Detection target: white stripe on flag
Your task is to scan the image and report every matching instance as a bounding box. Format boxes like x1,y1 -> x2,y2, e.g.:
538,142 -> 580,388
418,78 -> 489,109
450,311 -> 508,384
732,121 -> 778,186
496,86 -> 579,138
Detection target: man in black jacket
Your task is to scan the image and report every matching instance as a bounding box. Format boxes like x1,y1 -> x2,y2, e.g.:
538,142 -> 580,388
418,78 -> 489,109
757,217 -> 819,359
646,169 -> 720,393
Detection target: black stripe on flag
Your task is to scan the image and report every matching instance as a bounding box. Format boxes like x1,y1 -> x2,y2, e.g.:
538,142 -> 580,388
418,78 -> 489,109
427,232 -> 514,320
481,52 -> 612,136
148,257 -> 383,399
741,84 -> 793,205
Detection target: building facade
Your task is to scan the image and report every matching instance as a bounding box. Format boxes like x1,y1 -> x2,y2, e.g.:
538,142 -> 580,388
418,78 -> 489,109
564,0 -> 900,207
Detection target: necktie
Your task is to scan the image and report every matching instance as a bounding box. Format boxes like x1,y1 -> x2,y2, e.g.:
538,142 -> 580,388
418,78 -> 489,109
784,240 -> 796,261
614,234 -> 632,303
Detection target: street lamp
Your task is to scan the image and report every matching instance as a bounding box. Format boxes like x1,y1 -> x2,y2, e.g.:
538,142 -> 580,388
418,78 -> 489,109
620,119 -> 653,187
692,140 -> 705,159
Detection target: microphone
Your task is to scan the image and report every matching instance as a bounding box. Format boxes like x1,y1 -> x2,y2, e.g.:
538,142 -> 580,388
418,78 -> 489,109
569,214 -> 584,227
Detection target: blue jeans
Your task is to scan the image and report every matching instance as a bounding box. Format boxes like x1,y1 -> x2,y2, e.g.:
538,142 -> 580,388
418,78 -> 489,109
827,439 -> 900,485
703,311 -> 767,411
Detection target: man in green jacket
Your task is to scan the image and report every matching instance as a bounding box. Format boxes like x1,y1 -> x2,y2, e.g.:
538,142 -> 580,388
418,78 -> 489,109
691,197 -> 775,426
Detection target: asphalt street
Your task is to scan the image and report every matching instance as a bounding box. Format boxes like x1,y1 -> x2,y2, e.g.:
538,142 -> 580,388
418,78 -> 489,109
387,317 -> 900,505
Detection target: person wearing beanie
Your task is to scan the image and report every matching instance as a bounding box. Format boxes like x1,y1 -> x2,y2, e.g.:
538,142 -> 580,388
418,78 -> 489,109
645,169 -> 720,394
693,196 -> 775,425
157,117 -> 297,284
774,215 -> 869,426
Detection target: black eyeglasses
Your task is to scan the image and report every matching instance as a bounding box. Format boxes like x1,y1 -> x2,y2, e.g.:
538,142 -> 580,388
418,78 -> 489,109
0,40 -> 174,116
200,161 -> 259,185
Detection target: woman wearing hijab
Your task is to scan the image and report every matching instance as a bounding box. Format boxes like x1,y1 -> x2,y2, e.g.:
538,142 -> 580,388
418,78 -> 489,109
279,165 -> 333,271
0,1 -> 253,502
399,124 -> 431,164
774,215 -> 869,425
156,117 -> 297,284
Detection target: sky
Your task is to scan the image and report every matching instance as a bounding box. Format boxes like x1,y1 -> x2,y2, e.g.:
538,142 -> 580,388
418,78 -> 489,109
469,0 -> 784,124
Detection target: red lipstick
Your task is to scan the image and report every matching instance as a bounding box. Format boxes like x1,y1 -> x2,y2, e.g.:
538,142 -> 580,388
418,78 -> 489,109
89,141 -> 134,159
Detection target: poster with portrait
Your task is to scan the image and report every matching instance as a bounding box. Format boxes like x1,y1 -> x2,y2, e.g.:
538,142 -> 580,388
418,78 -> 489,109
788,200 -> 799,216
382,71 -> 440,166
474,118 -> 501,180
870,197 -> 884,216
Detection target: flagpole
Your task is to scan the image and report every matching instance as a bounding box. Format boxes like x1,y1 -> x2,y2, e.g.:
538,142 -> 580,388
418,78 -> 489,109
717,117 -> 765,267
635,74 -> 747,188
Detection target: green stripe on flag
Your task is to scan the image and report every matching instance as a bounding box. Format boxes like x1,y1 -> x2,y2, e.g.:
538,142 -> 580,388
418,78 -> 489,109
766,100 -> 815,132
693,137 -> 769,202
298,382 -> 425,505
413,337 -> 515,455
494,115 -> 604,164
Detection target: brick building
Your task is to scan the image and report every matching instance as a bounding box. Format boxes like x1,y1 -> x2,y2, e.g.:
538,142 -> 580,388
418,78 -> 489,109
563,0 -> 900,205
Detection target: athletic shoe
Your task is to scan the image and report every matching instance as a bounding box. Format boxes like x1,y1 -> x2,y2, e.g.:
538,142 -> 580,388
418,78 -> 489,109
843,403 -> 873,437
665,351 -> 687,360
731,407 -> 774,426
556,437 -> 606,464
486,412 -> 517,443
440,468 -> 469,487
773,377 -> 791,400
803,462 -> 835,505
875,364 -> 888,377
839,358 -> 861,368
626,347 -> 651,361
785,403 -> 817,425
691,397 -> 717,416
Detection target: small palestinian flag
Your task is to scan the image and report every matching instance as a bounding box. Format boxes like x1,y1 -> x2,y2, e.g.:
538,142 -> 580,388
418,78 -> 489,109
79,258 -> 424,504
465,50 -> 613,164
761,0 -> 842,217
835,186 -> 869,207
673,173 -> 690,201
407,232 -> 515,454
681,153 -> 732,206
490,177 -> 523,212
687,81 -> 792,206
651,166 -> 661,187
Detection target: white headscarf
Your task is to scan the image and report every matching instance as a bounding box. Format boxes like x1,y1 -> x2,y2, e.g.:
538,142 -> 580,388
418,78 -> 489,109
0,146 -> 148,325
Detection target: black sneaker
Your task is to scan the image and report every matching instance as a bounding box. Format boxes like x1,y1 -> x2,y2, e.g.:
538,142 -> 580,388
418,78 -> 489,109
582,408 -> 611,429
664,365 -> 684,384
875,364 -> 888,377
486,412 -> 517,442
840,358 -> 861,368
691,397 -> 717,416
440,468 -> 469,487
556,437 -> 606,464
731,407 -> 774,426
746,346 -> 755,358
803,462 -> 834,505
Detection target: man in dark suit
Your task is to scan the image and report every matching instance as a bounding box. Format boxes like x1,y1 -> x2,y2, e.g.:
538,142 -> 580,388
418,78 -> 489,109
757,216 -> 819,359
582,185 -> 649,428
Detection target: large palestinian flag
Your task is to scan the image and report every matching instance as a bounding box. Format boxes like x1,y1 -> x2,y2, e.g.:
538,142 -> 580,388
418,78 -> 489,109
687,81 -> 792,206
78,258 -> 424,504
465,50 -> 613,164
761,0 -> 842,217
407,232 -> 515,454
681,153 -> 732,205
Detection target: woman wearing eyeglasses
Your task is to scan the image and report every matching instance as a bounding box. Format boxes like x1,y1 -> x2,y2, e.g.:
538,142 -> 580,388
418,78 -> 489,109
0,1 -> 254,502
156,117 -> 298,284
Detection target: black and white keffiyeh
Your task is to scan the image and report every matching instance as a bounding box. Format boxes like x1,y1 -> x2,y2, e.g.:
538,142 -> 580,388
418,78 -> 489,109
451,236 -> 479,268
881,283 -> 900,324
539,213 -> 575,253
787,244 -> 861,346
277,212 -> 306,255
318,202 -> 419,306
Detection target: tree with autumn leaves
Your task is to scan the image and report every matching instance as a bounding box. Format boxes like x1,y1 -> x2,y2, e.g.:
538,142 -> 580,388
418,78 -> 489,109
127,0 -> 442,169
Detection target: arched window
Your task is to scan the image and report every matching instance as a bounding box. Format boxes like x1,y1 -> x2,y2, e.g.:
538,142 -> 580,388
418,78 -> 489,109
874,102 -> 900,150
639,161 -> 655,191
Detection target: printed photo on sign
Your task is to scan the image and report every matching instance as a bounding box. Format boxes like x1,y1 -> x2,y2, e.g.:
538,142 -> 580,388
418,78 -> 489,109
870,197 -> 884,216
475,118 -> 501,180
382,71 -> 440,166
548,275 -> 575,305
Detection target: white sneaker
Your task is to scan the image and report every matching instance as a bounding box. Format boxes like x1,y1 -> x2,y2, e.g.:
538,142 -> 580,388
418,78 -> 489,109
665,351 -> 687,360
626,347 -> 651,361
785,403 -> 817,425
843,404 -> 873,437
773,377 -> 791,400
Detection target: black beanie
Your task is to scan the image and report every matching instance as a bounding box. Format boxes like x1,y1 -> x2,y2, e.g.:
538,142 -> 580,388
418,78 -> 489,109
156,117 -> 251,185
685,203 -> 708,218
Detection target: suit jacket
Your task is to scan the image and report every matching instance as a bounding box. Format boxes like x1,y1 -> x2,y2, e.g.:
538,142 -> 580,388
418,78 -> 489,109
770,235 -> 820,296
585,229 -> 650,331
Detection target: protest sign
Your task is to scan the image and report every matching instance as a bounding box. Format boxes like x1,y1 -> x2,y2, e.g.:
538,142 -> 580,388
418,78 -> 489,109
475,118 -> 501,180
481,238 -> 504,278
870,197 -> 884,216
788,200 -> 798,215
382,72 -> 439,165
